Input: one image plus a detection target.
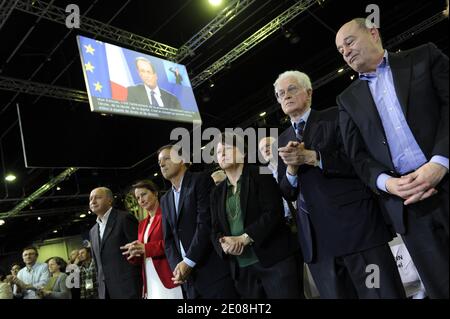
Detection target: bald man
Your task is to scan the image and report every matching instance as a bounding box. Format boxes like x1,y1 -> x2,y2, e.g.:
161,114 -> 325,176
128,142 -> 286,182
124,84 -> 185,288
89,187 -> 142,299
336,18 -> 449,298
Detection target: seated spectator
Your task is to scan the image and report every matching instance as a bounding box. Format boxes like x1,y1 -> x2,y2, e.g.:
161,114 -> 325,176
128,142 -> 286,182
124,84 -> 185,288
0,268 -> 13,299
38,257 -> 71,299
78,247 -> 98,299
12,246 -> 50,299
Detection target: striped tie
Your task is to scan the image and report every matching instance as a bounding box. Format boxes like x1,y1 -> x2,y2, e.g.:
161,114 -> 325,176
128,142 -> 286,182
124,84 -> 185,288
294,120 -> 309,215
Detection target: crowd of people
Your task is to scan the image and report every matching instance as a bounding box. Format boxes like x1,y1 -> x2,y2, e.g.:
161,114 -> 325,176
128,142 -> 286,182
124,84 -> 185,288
0,17 -> 448,299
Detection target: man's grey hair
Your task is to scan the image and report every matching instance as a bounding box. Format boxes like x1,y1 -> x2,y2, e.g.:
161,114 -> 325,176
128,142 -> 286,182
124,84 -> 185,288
273,70 -> 312,92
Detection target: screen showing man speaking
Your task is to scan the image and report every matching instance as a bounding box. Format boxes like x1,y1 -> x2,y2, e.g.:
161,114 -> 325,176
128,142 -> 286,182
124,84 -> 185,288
77,35 -> 202,124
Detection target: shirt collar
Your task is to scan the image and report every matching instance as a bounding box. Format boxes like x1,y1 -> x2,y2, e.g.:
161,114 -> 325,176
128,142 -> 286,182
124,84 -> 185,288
172,174 -> 185,193
291,108 -> 312,130
359,50 -> 389,81
144,85 -> 161,97
96,207 -> 112,225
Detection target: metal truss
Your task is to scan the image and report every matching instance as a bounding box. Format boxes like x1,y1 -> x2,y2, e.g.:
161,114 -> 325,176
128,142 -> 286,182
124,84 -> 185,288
0,75 -> 88,102
0,0 -> 19,30
176,0 -> 257,62
13,0 -> 178,59
0,167 -> 78,219
190,0 -> 317,88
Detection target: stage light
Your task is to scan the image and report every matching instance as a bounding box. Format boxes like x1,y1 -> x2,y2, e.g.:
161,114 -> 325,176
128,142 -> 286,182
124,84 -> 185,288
154,173 -> 158,177
209,0 -> 223,7
350,75 -> 355,80
53,230 -> 58,233
80,214 -> 87,218
37,217 -> 42,221
56,186 -> 61,191
0,220 -> 5,226
259,112 -> 267,117
5,174 -> 16,182
338,68 -> 344,73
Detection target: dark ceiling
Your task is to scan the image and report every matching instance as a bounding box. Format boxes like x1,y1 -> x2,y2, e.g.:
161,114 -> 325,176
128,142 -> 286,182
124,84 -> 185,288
0,0 -> 448,255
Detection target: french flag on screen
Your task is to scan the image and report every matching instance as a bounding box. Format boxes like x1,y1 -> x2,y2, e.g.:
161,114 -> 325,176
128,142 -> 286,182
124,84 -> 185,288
79,36 -> 135,101
104,44 -> 135,101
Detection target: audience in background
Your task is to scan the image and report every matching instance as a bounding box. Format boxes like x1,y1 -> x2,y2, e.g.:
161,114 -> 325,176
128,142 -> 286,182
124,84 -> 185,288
10,263 -> 22,277
66,249 -> 81,299
12,246 -> 50,299
38,257 -> 71,299
0,268 -> 13,299
78,247 -> 98,299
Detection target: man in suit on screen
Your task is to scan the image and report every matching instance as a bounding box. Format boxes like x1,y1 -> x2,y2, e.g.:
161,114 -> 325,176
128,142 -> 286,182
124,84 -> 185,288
127,57 -> 182,110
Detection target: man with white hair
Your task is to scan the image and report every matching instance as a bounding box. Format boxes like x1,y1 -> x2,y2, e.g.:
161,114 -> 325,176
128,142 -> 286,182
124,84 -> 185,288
276,70 -> 405,298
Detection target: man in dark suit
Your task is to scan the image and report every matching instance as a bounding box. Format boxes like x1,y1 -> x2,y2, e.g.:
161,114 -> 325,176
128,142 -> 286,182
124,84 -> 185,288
158,145 -> 237,299
127,57 -> 182,109
276,70 -> 405,298
336,18 -> 449,298
210,132 -> 302,298
88,187 -> 142,299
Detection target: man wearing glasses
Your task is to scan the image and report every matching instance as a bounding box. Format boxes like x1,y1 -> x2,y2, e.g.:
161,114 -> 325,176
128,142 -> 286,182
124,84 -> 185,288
275,70 -> 405,299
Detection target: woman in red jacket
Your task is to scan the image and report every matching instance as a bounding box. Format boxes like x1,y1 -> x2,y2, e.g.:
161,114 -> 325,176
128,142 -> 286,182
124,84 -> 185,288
121,180 -> 183,299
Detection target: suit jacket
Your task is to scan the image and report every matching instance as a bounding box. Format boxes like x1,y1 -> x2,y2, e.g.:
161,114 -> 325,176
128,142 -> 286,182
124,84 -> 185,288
127,84 -> 182,109
278,107 -> 393,263
128,206 -> 177,297
337,43 -> 449,234
89,208 -> 142,299
210,165 -> 299,279
160,171 -> 232,298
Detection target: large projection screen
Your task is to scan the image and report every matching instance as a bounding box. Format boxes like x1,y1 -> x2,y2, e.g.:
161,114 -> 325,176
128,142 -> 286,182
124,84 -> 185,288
77,35 -> 202,124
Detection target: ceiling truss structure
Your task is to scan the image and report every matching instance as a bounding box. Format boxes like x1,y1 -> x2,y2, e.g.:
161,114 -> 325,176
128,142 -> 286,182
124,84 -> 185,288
0,0 -> 19,30
0,75 -> 88,102
0,167 -> 78,219
176,0 -> 257,62
190,0 -> 317,88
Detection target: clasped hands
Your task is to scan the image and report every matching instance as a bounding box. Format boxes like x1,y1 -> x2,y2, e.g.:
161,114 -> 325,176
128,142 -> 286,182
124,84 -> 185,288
278,141 -> 318,175
219,235 -> 251,256
120,240 -> 145,260
172,261 -> 192,285
386,162 -> 447,205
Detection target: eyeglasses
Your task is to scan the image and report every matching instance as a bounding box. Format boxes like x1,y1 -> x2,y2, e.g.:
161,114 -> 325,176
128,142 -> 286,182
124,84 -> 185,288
275,85 -> 301,100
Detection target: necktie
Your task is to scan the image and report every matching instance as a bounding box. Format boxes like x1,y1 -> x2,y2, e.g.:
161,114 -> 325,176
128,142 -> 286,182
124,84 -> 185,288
150,90 -> 158,106
293,120 -> 309,214
294,120 -> 305,142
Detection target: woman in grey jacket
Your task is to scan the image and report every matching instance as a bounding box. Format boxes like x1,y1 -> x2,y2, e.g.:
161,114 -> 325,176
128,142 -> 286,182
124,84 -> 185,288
39,257 -> 71,299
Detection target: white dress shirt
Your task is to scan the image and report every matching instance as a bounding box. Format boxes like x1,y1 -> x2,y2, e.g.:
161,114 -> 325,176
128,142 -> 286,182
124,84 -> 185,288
96,207 -> 112,240
144,85 -> 164,107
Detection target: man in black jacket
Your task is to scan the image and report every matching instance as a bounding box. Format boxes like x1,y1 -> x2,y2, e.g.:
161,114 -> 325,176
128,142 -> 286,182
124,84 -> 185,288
276,70 -> 405,298
89,187 -> 141,299
158,145 -> 236,299
336,18 -> 449,298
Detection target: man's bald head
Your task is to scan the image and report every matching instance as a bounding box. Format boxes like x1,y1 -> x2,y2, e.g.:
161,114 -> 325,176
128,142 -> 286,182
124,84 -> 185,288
89,187 -> 114,216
